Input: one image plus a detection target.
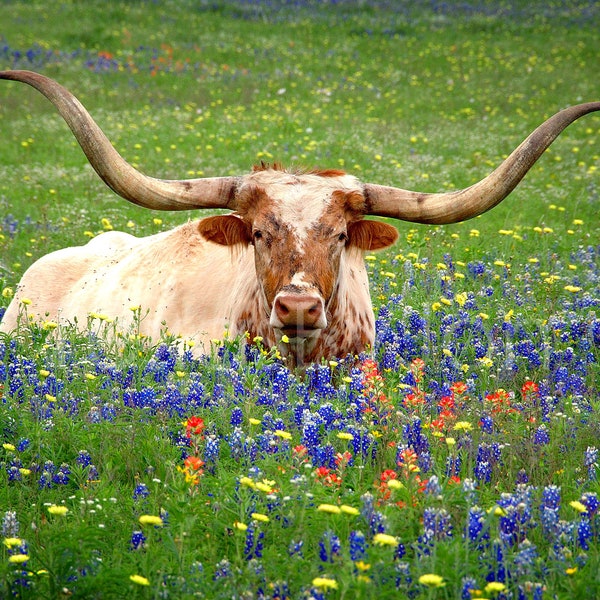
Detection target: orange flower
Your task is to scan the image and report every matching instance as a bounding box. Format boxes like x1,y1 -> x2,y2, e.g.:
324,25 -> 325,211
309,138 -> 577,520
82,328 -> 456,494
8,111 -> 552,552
184,416 -> 205,437
184,456 -> 204,471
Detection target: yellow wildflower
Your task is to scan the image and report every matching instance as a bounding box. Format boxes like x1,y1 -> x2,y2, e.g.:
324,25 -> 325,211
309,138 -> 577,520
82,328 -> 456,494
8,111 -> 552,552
312,577 -> 338,590
139,515 -> 163,527
254,481 -> 273,494
240,476 -> 257,489
317,504 -> 341,514
387,479 -> 404,490
418,573 -> 446,587
8,554 -> 29,564
129,574 -> 150,586
47,505 -> 68,516
569,500 -> 587,513
373,533 -> 399,547
453,421 -> 473,432
251,512 -> 269,523
340,505 -> 359,516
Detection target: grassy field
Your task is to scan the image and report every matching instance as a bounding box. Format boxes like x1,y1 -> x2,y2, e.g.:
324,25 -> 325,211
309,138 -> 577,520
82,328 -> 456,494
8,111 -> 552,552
1,1 -> 600,598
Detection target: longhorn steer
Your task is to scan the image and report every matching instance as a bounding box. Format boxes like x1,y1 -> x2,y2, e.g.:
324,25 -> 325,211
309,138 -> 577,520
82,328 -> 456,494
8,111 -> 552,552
0,71 -> 598,365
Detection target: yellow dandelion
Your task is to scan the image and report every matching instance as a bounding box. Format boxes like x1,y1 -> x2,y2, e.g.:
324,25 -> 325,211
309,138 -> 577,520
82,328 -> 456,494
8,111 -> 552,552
340,505 -> 359,516
138,514 -> 164,527
312,577 -> 338,590
569,500 -> 587,513
485,581 -> 507,594
254,481 -> 273,494
2,443 -> 15,452
418,573 -> 446,587
387,479 -> 404,490
3,538 -> 23,548
240,476 -> 257,489
8,554 -> 29,564
455,291 -> 468,307
250,512 -> 269,523
129,574 -> 150,586
453,421 -> 473,432
489,505 -> 507,517
47,505 -> 68,516
233,521 -> 248,531
373,533 -> 399,547
317,504 -> 341,515
355,560 -> 371,571
336,432 -> 354,441
274,429 -> 292,440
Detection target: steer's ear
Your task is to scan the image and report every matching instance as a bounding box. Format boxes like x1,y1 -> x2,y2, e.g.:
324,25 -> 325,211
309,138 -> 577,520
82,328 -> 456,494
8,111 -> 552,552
197,215 -> 252,246
347,220 -> 398,251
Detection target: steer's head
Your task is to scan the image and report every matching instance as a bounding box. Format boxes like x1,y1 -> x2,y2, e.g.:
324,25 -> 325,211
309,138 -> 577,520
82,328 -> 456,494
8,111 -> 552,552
6,71 -> 598,361
196,166 -> 399,360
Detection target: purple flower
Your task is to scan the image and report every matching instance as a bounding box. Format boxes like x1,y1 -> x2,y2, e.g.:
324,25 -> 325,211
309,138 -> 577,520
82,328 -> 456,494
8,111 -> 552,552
533,424 -> 550,445
130,530 -> 146,550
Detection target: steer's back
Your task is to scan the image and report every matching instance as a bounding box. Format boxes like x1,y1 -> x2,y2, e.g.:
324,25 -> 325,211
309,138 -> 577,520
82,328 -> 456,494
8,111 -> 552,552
0,221 -> 251,348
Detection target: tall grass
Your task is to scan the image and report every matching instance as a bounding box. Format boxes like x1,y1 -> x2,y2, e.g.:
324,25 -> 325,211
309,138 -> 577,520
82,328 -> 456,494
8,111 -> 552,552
1,1 -> 599,598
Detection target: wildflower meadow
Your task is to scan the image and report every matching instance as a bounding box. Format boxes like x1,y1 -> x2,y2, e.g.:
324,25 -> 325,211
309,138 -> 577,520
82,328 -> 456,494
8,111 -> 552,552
1,1 -> 600,598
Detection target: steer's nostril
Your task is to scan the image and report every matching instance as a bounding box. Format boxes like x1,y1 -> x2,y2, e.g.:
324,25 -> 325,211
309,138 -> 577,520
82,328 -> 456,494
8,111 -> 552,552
275,298 -> 290,317
273,294 -> 325,330
308,303 -> 320,316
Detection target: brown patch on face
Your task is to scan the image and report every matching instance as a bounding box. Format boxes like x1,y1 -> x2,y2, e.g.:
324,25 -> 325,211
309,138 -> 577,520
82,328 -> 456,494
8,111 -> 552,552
330,189 -> 368,219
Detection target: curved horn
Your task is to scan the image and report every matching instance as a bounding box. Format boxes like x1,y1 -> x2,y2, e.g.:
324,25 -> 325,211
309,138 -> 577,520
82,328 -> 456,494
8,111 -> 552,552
0,70 -> 239,211
364,102 -> 600,224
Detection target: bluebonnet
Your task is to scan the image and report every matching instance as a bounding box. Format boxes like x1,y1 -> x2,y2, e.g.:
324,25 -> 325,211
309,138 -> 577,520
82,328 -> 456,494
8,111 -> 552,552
130,530 -> 146,550
1,511 -> 20,537
349,530 -> 366,561
133,483 -> 150,501
319,530 -> 341,563
244,523 -> 264,560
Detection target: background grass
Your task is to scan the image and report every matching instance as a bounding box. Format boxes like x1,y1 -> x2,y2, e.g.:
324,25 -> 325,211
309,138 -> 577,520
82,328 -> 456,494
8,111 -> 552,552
1,1 -> 599,598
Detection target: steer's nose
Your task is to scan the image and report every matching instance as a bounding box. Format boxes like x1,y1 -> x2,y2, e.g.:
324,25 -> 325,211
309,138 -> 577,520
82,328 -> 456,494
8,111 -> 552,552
273,294 -> 325,331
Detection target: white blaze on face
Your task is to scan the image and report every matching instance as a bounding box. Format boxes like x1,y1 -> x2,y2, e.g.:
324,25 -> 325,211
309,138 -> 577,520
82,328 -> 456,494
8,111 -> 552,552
274,189 -> 331,249
246,170 -> 363,251
289,271 -> 311,288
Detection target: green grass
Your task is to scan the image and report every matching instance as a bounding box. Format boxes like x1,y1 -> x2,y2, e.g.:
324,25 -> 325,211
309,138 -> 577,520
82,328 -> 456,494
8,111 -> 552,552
1,1 -> 600,598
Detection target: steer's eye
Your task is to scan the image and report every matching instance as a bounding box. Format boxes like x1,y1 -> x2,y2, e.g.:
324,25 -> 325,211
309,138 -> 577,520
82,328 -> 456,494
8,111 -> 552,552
338,232 -> 348,243
253,230 -> 263,242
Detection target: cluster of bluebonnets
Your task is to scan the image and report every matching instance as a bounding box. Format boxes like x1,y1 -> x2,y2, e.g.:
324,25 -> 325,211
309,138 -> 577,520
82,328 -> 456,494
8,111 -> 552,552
1,220 -> 599,596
